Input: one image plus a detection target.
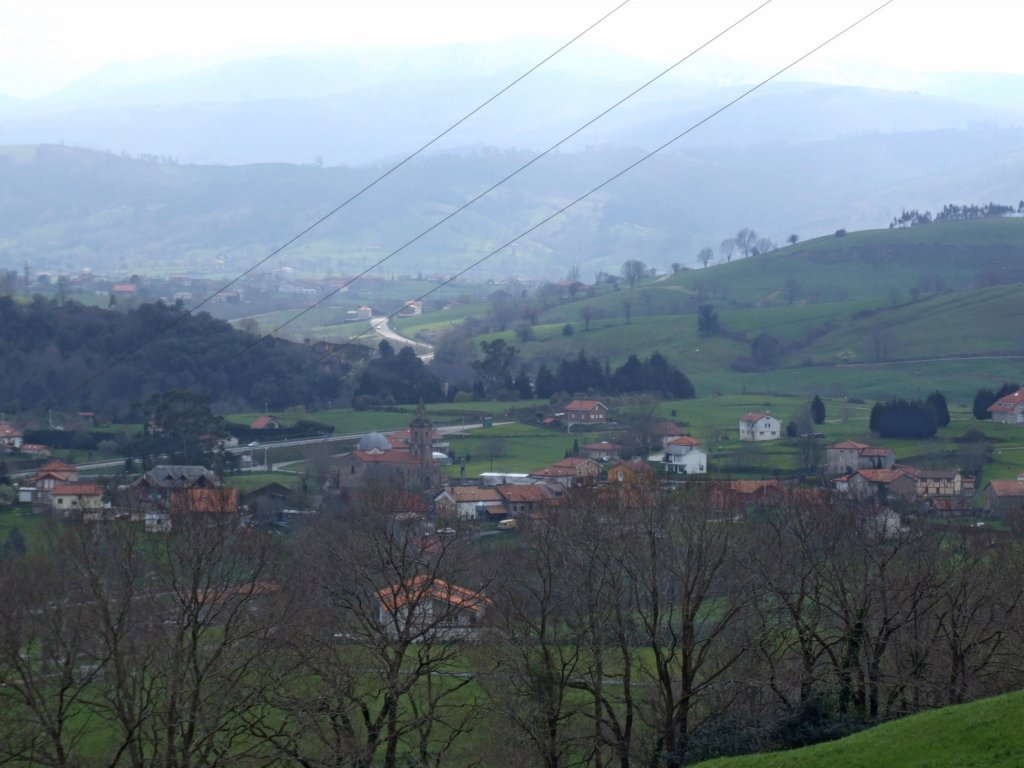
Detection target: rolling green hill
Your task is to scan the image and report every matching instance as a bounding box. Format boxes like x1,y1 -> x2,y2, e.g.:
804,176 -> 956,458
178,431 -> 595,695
695,689 -> 1024,768
409,219 -> 1024,401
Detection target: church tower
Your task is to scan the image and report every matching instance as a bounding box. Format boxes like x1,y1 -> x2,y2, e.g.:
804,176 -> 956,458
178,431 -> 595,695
408,401 -> 434,483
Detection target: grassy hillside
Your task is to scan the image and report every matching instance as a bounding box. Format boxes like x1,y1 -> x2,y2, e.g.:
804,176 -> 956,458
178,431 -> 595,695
695,689 -> 1024,768
403,219 -> 1024,402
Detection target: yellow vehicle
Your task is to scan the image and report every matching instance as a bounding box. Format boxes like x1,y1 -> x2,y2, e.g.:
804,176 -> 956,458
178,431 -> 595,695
497,518 -> 518,532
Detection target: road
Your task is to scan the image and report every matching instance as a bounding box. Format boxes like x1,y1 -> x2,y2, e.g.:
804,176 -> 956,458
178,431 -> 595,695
53,421 -> 509,477
371,316 -> 434,362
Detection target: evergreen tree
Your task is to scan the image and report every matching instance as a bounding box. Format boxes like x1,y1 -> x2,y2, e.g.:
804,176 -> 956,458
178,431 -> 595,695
926,391 -> 950,427
534,364 -> 557,399
810,395 -> 826,425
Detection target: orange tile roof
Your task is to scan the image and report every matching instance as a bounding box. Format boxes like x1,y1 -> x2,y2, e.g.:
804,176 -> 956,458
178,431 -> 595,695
51,483 -> 103,496
856,469 -> 912,484
740,412 -> 773,422
989,389 -> 1024,413
375,575 -> 490,613
495,484 -> 548,503
441,486 -> 502,503
667,436 -> 701,447
565,399 -> 606,411
830,441 -> 871,450
987,480 -> 1024,497
171,487 -> 239,513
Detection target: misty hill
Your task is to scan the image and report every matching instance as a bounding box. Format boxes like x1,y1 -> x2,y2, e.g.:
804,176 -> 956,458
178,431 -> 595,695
5,128 -> 1024,281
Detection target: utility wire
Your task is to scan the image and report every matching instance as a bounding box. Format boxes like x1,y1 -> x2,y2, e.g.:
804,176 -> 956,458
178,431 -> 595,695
27,0 -> 632,426
298,0 -> 896,374
187,0 -> 777,389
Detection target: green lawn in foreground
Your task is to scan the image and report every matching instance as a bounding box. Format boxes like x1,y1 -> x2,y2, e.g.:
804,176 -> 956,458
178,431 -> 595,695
695,689 -> 1024,768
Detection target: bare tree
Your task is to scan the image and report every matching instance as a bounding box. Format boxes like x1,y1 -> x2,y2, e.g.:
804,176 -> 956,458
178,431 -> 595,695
719,238 -> 737,263
621,260 -> 647,289
624,483 -> 752,767
697,248 -> 714,269
268,486 -> 488,768
735,228 -> 758,259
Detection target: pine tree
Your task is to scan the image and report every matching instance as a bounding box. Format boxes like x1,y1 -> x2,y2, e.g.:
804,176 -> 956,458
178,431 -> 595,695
810,395 -> 826,425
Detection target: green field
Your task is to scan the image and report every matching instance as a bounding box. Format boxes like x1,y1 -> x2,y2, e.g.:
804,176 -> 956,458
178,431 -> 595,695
695,689 -> 1024,768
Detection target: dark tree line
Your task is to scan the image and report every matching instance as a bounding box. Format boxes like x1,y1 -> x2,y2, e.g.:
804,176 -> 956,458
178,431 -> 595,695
890,201 -> 1020,228
533,350 -> 695,400
0,297 -> 347,420
869,398 -> 939,438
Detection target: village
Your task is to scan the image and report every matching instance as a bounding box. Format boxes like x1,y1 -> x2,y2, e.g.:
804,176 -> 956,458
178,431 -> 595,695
4,387 -> 1024,540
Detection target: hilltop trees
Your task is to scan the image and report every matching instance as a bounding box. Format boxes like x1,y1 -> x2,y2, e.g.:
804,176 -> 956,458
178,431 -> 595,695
621,259 -> 647,289
697,247 -> 714,268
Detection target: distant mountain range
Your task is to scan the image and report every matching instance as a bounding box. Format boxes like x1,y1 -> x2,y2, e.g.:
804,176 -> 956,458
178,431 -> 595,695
2,46 -> 1024,279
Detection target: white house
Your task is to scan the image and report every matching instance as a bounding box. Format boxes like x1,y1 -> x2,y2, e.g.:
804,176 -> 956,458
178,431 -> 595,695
738,412 -> 782,442
651,436 -> 707,475
989,389 -> 1024,424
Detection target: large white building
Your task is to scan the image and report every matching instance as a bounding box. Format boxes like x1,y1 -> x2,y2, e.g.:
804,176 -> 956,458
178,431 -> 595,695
652,436 -> 707,475
738,412 -> 782,442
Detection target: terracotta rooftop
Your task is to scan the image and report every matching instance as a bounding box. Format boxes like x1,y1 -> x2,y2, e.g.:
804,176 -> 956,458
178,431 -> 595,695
375,575 -> 490,613
989,389 -> 1024,413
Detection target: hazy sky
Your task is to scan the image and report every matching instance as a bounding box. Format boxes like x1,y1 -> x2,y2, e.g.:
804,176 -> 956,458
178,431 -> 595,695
1,0 -> 1022,99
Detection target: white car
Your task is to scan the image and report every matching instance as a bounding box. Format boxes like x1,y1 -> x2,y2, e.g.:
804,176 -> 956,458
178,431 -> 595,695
248,441 -> 260,447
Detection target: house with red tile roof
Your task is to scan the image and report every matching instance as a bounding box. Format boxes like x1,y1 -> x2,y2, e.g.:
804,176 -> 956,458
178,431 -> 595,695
983,479 -> 1024,515
565,399 -> 608,426
50,483 -> 103,518
738,412 -> 781,442
847,468 -> 918,504
550,457 -> 601,478
375,575 -> 491,641
988,389 -> 1024,424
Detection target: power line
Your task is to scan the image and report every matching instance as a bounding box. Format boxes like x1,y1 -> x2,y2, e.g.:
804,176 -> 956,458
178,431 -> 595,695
16,0 -> 633,428
299,0 -> 896,375
186,0 -> 778,390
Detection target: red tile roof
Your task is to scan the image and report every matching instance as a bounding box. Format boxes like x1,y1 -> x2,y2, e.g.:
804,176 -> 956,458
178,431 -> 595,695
856,469 -> 912,484
740,412 -> 773,422
565,399 -> 607,412
987,480 -> 1024,497
51,483 -> 103,496
495,484 -> 548,503
375,575 -> 490,613
440,486 -> 502,503
830,440 -> 870,450
667,436 -> 701,447
989,389 -> 1024,413
171,487 -> 239,514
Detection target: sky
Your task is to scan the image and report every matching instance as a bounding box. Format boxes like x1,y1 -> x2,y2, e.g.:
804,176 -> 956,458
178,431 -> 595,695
1,0 -> 1023,99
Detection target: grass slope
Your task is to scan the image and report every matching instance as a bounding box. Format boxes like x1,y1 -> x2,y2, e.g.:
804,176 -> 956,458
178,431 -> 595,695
695,689 -> 1024,768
